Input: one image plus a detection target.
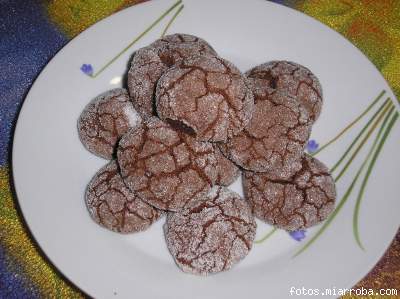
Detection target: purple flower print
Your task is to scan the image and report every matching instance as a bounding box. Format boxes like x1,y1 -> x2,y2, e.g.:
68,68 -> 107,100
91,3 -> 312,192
307,139 -> 319,154
80,64 -> 93,76
289,230 -> 306,241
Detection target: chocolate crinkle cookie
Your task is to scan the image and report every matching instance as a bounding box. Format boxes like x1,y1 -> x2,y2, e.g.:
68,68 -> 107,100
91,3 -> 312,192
117,117 -> 218,212
156,55 -> 254,142
246,60 -> 323,122
220,90 -> 312,180
243,154 -> 336,231
86,161 -> 163,233
165,186 -> 256,275
78,88 -> 142,159
127,34 -> 217,118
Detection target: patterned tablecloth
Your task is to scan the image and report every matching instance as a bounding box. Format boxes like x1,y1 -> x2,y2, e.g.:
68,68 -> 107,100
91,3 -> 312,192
0,0 -> 399,298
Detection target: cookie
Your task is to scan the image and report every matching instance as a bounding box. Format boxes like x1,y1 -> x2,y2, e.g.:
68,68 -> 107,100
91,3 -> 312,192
85,161 -> 163,233
156,55 -> 254,142
117,117 -> 218,211
214,146 -> 240,186
78,88 -> 141,159
165,186 -> 256,275
246,61 -> 323,121
243,154 -> 336,231
150,33 -> 216,52
220,91 -> 312,179
127,36 -> 217,118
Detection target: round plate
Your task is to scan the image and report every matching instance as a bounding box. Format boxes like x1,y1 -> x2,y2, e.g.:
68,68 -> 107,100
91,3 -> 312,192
12,0 -> 400,298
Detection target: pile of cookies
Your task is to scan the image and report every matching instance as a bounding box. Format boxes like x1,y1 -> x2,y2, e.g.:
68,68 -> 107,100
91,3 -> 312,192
78,34 -> 336,275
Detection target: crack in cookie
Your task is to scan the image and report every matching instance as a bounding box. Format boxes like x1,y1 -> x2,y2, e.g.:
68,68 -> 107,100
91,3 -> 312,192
78,88 -> 142,159
220,90 -> 312,179
242,154 -> 336,231
165,186 -> 256,275
86,161 -> 163,233
246,60 -> 323,122
156,55 -> 254,142
128,34 -> 217,118
117,117 -> 218,211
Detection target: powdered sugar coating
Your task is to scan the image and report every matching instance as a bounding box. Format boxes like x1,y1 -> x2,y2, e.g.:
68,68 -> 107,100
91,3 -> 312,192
243,154 -> 336,231
128,36 -> 217,118
78,88 -> 142,159
150,33 -> 216,52
165,186 -> 256,275
220,90 -> 312,179
85,161 -> 163,233
156,55 -> 254,142
246,61 -> 323,122
117,117 -> 218,211
214,145 -> 240,186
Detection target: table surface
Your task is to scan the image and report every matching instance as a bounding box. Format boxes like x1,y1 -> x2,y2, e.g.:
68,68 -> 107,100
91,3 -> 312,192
0,0 -> 399,298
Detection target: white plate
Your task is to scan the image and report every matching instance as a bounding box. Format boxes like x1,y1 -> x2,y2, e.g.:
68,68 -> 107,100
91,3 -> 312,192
12,0 -> 400,298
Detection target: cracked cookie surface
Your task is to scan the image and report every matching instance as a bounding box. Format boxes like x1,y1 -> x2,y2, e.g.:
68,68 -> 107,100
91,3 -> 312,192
165,186 -> 256,275
220,91 -> 312,179
150,33 -> 216,52
78,88 -> 142,159
117,117 -> 218,211
243,154 -> 336,231
246,60 -> 323,122
86,161 -> 163,233
156,55 -> 254,142
128,35 -> 217,118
